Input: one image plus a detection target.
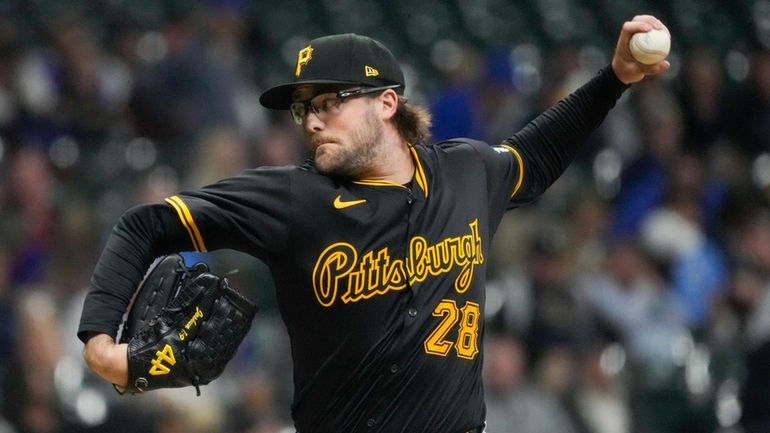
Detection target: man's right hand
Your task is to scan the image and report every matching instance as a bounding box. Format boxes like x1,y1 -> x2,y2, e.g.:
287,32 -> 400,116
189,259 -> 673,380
83,333 -> 128,387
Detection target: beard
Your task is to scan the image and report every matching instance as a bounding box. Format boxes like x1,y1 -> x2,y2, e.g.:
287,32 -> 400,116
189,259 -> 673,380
313,106 -> 383,178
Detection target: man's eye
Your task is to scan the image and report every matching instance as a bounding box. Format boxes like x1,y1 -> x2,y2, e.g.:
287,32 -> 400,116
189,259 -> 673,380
320,99 -> 340,112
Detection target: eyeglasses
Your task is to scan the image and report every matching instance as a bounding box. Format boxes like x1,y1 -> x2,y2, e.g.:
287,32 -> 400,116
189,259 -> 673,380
289,84 -> 402,125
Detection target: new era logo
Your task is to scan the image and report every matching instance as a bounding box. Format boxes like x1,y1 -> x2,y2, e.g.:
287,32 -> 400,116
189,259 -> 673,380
365,66 -> 379,77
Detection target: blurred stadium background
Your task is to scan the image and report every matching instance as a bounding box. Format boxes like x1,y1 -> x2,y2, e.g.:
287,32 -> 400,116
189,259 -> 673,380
2,0 -> 770,432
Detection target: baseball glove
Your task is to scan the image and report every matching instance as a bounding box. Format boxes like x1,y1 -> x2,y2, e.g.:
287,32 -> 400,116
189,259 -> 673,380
117,254 -> 257,395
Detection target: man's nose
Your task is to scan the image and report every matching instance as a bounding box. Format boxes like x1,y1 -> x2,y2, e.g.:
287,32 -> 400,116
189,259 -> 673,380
303,111 -> 324,134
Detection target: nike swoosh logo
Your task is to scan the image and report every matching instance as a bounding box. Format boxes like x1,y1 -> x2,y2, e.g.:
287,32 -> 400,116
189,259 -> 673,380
334,195 -> 367,209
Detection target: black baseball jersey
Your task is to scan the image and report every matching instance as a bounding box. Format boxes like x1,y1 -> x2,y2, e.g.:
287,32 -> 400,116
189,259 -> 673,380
78,66 -> 628,433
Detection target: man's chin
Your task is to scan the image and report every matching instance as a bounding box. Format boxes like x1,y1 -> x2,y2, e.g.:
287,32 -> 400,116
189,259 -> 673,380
314,157 -> 338,176
315,158 -> 357,178
313,144 -> 335,163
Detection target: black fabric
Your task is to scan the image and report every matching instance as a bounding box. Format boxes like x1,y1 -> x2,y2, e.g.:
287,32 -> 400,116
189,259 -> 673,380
260,33 -> 405,109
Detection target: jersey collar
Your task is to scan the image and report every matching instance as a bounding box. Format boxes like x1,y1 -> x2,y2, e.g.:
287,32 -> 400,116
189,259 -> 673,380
352,144 -> 429,198
408,145 -> 429,198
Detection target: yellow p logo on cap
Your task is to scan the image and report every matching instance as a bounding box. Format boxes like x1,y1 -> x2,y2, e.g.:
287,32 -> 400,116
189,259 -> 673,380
296,45 -> 314,77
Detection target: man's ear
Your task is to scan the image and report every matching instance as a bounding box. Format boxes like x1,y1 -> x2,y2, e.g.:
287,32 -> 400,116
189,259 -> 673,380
379,89 -> 399,121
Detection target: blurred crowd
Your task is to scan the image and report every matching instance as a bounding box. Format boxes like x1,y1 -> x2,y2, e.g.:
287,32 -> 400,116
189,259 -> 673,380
1,1 -> 770,433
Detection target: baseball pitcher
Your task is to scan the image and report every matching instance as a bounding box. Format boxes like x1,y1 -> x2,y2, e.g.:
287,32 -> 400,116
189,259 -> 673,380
78,15 -> 670,433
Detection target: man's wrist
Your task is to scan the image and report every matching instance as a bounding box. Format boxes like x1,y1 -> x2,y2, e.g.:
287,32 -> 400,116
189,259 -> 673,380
83,333 -> 128,386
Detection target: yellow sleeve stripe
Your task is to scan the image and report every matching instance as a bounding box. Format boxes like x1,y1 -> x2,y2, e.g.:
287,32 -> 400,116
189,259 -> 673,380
408,146 -> 429,198
164,195 -> 208,252
500,144 -> 525,198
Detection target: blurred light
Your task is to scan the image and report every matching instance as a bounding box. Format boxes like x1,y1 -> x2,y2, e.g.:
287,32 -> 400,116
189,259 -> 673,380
484,282 -> 505,319
599,343 -> 626,376
755,0 -> 770,50
716,379 -> 742,427
136,31 -> 168,63
431,39 -> 464,73
753,153 -> 770,188
512,44 -> 542,96
513,64 -> 541,96
512,44 -> 542,68
125,137 -> 157,171
753,1 -> 770,34
49,136 -> 80,169
101,62 -> 133,110
685,344 -> 711,396
24,291 -> 55,317
640,209 -> 702,260
671,331 -> 695,366
17,55 -> 57,114
726,50 -> 751,82
54,355 -> 85,395
593,148 -> 622,199
74,388 -> 108,426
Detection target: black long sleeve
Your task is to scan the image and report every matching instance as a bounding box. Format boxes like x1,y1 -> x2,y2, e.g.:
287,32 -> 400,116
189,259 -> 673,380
77,203 -> 191,342
505,65 -> 629,204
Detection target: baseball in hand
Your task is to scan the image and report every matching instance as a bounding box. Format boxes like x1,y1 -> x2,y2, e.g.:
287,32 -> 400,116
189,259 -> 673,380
629,29 -> 670,65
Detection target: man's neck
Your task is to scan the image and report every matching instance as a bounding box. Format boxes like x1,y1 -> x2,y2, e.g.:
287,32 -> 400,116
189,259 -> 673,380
361,137 -> 414,184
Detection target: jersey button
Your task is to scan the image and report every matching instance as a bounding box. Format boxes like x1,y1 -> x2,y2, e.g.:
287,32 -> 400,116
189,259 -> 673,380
406,195 -> 413,204
408,308 -> 418,317
366,418 -> 376,427
390,364 -> 399,373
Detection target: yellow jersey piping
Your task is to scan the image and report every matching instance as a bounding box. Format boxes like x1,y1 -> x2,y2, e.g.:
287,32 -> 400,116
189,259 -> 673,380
500,144 -> 524,198
353,179 -> 408,188
408,146 -> 428,197
164,195 -> 208,252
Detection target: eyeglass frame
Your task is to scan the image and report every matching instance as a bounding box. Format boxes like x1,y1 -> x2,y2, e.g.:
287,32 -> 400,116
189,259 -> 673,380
289,84 -> 402,125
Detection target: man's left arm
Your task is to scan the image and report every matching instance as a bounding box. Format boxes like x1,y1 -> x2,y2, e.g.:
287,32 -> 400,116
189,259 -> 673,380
502,15 -> 670,204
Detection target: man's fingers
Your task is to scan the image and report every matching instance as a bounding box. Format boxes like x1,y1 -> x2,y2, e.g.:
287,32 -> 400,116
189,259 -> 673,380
632,15 -> 665,29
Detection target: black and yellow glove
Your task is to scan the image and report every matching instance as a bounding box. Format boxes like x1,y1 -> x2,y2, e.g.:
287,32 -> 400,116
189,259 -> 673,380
118,254 -> 257,395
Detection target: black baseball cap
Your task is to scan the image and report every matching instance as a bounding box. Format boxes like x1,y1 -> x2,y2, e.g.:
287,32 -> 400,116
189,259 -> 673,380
259,33 -> 405,110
